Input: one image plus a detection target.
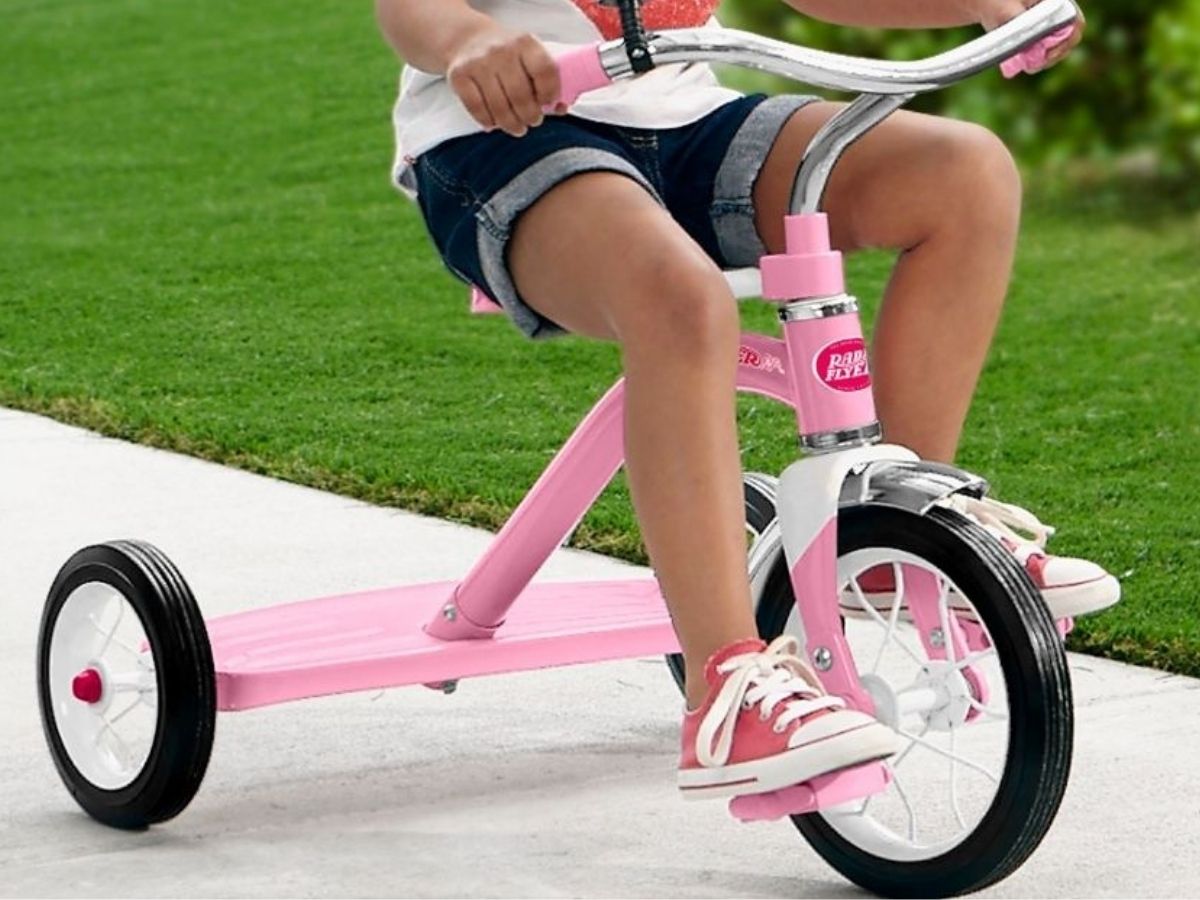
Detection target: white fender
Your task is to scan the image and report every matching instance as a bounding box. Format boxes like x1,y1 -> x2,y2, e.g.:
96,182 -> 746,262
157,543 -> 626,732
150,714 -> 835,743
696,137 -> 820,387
744,449 -> 992,650
776,443 -> 920,570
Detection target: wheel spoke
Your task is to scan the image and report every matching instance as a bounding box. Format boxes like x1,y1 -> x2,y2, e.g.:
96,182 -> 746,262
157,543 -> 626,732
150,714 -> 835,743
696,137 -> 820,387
895,728 -> 999,784
890,769 -> 919,844
95,716 -> 136,772
109,670 -> 157,694
108,696 -> 142,727
856,721 -> 929,820
846,574 -> 926,669
86,613 -> 149,663
869,575 -> 908,676
949,728 -> 968,830
888,721 -> 930,775
949,647 -> 997,674
95,592 -> 125,656
967,696 -> 1008,721
109,633 -> 152,664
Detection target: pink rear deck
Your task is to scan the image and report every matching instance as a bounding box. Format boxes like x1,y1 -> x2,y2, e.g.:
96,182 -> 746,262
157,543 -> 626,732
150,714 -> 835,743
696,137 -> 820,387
208,578 -> 678,710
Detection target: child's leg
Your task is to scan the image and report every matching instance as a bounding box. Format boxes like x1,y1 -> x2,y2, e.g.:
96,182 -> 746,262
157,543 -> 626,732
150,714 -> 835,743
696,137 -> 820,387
753,102 -> 1022,462
508,168 -> 900,786
416,115 -> 901,791
508,172 -> 754,710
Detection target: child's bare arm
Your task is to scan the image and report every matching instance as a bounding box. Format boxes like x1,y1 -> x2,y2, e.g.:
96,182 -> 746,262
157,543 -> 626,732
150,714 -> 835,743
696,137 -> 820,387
781,0 -> 1082,67
376,0 -> 560,137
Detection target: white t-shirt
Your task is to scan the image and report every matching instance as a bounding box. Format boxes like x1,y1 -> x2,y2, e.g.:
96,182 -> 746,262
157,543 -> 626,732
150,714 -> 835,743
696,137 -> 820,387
392,0 -> 741,194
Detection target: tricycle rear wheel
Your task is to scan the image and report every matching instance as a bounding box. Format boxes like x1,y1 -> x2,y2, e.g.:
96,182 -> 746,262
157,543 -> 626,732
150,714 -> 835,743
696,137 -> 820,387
38,541 -> 215,829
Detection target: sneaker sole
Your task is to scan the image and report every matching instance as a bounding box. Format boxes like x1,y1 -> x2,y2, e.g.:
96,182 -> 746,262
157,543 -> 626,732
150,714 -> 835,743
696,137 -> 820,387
677,721 -> 900,801
1041,573 -> 1121,620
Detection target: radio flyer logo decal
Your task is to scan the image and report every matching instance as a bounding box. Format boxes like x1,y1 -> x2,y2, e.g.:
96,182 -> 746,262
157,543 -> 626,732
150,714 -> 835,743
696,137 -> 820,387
813,338 -> 871,392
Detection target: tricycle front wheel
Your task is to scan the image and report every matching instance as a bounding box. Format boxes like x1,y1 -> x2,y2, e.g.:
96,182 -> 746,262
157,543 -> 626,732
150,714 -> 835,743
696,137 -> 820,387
762,500 -> 1072,898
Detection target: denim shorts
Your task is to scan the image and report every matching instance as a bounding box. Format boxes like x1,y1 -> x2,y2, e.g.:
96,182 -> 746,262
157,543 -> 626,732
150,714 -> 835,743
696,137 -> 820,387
411,93 -> 816,338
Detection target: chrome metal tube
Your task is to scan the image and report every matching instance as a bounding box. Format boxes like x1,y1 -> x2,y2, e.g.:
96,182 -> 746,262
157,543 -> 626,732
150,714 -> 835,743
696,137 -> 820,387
597,0 -> 1077,95
790,93 -> 913,213
801,422 -> 884,454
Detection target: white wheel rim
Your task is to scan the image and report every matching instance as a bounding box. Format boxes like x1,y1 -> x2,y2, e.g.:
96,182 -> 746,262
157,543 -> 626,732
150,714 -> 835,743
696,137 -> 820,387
771,547 -> 1010,863
48,581 -> 159,790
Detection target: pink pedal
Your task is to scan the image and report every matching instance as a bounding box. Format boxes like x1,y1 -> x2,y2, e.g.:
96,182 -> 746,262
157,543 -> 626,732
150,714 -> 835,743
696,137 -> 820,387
728,762 -> 891,822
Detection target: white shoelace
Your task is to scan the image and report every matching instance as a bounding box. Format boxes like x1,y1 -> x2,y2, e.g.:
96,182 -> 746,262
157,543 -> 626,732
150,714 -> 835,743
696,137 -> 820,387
696,636 -> 844,768
944,494 -> 1056,560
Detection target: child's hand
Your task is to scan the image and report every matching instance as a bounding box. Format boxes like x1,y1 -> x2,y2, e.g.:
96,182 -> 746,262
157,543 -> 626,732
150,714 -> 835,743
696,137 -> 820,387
974,0 -> 1084,71
446,26 -> 562,138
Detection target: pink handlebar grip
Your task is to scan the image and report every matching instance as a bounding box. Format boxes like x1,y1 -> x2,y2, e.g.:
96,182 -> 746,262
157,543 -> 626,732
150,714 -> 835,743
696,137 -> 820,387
548,44 -> 613,111
1000,25 -> 1074,78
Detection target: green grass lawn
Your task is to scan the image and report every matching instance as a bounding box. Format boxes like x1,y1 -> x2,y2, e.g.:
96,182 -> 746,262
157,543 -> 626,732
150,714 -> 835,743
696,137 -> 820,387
3,0 -> 1198,674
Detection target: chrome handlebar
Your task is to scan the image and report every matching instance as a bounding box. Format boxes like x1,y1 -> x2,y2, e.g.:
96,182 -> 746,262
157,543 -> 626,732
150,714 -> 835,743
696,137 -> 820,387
593,0 -> 1079,213
598,0 -> 1077,95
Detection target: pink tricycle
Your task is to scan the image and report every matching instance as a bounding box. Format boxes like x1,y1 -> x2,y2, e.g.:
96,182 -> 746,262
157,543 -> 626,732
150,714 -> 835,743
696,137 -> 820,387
37,1 -> 1080,896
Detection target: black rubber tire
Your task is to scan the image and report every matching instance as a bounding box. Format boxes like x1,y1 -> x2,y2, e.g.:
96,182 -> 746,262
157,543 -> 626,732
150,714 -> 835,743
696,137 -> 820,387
37,540 -> 216,830
758,502 -> 1073,898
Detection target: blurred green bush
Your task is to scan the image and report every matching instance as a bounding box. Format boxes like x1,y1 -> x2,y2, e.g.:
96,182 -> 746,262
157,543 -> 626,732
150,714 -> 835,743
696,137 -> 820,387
720,0 -> 1200,173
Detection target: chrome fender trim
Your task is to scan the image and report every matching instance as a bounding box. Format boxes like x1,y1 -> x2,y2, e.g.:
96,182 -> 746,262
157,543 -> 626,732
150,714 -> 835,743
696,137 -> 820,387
744,456 -> 989,617
838,459 -> 989,514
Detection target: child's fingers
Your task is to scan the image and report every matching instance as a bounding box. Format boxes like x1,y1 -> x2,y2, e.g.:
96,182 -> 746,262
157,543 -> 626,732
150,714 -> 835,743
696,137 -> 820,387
1044,16 -> 1084,67
445,31 -> 556,136
980,0 -> 1029,31
448,70 -> 497,132
519,39 -> 561,109
480,75 -> 528,137
496,66 -> 543,134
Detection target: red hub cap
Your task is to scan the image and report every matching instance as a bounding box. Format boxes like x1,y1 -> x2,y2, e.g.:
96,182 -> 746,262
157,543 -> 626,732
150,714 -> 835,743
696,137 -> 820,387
72,668 -> 103,704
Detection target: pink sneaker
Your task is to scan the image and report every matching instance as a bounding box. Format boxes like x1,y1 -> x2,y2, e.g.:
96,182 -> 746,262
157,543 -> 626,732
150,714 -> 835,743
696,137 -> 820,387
841,495 -> 1121,622
677,637 -> 899,800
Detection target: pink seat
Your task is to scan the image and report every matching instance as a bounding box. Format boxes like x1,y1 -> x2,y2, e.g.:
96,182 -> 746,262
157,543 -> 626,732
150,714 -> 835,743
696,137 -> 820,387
470,286 -> 505,315
467,269 -> 764,316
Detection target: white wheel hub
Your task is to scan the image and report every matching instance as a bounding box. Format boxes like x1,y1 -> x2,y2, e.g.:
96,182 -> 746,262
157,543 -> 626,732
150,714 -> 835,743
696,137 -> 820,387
48,582 -> 159,790
913,661 -> 974,732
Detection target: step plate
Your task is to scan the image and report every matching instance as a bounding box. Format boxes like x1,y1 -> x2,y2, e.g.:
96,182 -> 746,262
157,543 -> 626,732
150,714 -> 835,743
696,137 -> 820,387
207,579 -> 677,710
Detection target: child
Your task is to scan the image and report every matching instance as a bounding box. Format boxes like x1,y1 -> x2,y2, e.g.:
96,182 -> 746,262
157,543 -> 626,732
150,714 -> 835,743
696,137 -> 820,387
377,0 -> 1116,799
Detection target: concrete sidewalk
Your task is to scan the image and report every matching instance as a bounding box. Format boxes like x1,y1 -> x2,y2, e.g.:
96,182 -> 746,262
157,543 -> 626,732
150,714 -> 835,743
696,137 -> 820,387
1,408 -> 1197,898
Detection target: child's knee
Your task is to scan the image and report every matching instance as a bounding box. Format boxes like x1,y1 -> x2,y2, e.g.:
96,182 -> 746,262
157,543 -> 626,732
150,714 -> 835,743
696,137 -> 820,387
614,249 -> 738,360
943,123 -> 1022,232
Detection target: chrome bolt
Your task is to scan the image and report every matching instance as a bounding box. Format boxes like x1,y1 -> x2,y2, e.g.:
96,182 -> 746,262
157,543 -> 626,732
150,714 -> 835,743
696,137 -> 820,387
929,628 -> 945,648
441,604 -> 458,622
813,647 -> 833,671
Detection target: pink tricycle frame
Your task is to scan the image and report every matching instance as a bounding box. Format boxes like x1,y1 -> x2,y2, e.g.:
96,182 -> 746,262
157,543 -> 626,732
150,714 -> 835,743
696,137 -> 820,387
206,231 -> 877,714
